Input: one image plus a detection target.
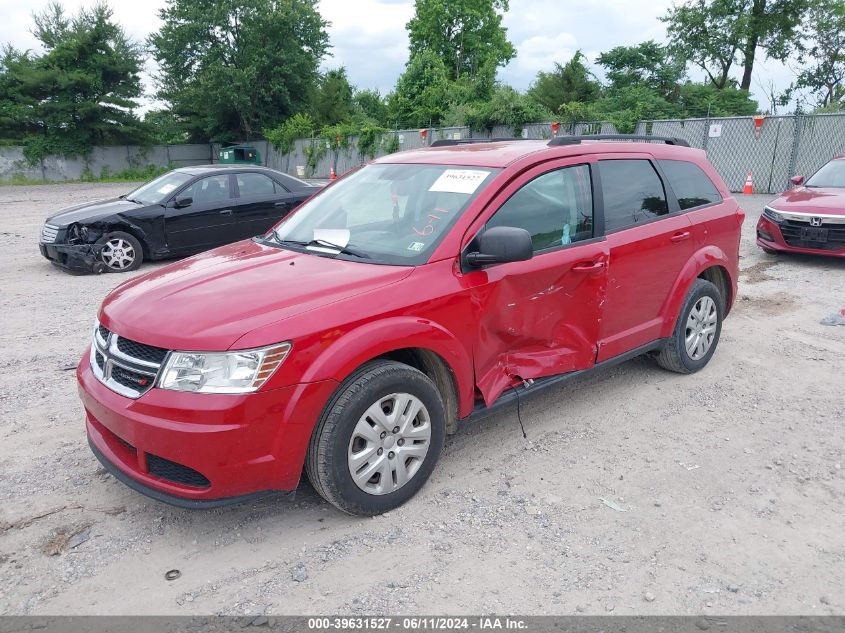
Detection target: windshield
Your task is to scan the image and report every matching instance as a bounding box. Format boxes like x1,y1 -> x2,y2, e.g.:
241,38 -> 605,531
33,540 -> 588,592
805,160 -> 845,188
125,171 -> 193,205
269,163 -> 498,265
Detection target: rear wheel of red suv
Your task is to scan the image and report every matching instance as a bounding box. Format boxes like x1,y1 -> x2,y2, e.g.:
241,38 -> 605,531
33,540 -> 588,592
656,278 -> 724,374
306,360 -> 446,515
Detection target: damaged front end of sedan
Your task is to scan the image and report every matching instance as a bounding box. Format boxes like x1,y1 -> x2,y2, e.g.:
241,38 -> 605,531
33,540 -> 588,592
39,223 -> 110,274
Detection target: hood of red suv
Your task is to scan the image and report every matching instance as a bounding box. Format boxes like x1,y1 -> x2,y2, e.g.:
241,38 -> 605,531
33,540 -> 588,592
100,239 -> 413,351
769,187 -> 845,215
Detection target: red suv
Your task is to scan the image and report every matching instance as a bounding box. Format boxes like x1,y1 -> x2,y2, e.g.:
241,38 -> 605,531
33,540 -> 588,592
79,136 -> 742,515
756,156 -> 845,257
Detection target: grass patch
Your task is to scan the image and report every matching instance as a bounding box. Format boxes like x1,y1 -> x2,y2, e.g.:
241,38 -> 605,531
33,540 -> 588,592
1,164 -> 171,186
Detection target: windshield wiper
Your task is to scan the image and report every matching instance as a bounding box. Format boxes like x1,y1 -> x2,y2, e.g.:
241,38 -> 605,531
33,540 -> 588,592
272,234 -> 370,259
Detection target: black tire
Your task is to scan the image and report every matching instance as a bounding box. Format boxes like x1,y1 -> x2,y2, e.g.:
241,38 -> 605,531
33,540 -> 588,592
96,231 -> 143,272
761,247 -> 777,255
306,360 -> 446,515
656,278 -> 724,374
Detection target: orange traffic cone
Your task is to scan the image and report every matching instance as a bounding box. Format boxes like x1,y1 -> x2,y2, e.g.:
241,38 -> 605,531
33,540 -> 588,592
330,167 -> 337,180
743,171 -> 753,195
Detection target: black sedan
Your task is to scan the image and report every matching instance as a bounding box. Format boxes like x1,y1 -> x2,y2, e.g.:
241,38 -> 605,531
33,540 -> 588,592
39,165 -> 318,273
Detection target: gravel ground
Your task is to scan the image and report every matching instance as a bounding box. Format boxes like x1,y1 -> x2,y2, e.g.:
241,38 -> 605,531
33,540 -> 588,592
0,182 -> 843,616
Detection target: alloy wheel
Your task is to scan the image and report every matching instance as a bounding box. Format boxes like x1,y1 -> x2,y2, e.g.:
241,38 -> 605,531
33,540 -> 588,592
100,238 -> 136,270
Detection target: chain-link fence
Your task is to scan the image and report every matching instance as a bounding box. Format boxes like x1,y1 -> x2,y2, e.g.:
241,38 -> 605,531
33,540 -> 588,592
262,121 -> 619,180
4,114 -> 842,189
636,112 -> 845,194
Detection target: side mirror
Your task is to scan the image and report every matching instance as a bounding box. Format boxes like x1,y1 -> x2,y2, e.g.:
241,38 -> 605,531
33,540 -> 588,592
174,196 -> 193,208
466,226 -> 533,267
790,175 -> 804,186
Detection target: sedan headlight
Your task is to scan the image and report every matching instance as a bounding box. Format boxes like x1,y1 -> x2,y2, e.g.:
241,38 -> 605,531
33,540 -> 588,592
158,343 -> 291,394
763,206 -> 784,223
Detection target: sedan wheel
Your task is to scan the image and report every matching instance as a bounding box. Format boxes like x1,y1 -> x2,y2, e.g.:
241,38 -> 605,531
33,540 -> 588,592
97,231 -> 143,272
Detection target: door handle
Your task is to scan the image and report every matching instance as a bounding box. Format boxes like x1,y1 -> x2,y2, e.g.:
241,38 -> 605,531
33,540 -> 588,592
274,201 -> 290,208
220,209 -> 233,216
670,231 -> 691,243
572,260 -> 606,272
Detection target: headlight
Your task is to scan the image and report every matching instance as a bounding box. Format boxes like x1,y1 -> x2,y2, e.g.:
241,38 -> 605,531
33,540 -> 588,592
158,343 -> 291,394
763,206 -> 784,223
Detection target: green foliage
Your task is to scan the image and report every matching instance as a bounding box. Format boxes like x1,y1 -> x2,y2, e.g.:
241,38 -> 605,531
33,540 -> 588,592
150,0 -> 329,142
676,83 -> 758,117
319,122 -> 357,151
388,49 -> 452,128
407,0 -> 515,83
312,68 -> 355,127
463,85 -> 551,133
1,162 -> 171,186
383,133 -> 400,155
596,41 -> 686,99
353,89 -> 389,126
662,0 -> 807,91
527,52 -> 601,113
143,110 -> 189,145
265,113 -> 316,154
357,124 -> 389,159
0,2 -> 146,165
794,0 -> 845,109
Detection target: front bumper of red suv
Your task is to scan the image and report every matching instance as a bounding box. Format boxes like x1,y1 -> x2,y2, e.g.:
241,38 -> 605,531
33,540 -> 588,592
78,351 -> 338,507
756,214 -> 845,258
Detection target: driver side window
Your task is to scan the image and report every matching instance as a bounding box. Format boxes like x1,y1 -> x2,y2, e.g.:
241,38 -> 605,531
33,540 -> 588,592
487,164 -> 593,252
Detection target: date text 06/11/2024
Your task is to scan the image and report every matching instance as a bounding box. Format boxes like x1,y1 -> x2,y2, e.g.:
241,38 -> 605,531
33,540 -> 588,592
306,617 -> 528,630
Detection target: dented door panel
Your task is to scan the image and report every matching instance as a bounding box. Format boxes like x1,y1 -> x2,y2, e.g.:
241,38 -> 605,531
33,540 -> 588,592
464,242 -> 609,405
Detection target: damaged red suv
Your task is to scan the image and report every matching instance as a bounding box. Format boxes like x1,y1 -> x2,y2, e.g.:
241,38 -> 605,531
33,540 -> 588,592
80,136 -> 742,515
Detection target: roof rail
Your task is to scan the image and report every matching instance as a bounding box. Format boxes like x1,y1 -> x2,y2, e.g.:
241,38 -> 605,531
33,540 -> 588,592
429,137 -> 531,147
548,134 -> 690,147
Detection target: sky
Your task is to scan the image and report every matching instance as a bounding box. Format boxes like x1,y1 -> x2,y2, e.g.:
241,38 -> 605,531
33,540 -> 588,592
0,0 -> 797,113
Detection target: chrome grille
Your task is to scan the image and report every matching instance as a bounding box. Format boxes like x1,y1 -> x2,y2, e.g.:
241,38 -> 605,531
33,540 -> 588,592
41,224 -> 59,243
90,324 -> 170,399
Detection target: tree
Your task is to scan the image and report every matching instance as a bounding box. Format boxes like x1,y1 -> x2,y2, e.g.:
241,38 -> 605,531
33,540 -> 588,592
663,0 -> 806,91
311,68 -> 354,127
352,89 -> 389,126
794,0 -> 845,109
462,85 -> 551,133
596,41 -> 686,99
150,0 -> 329,142
143,110 -> 189,144
527,52 -> 601,113
0,2 -> 146,162
676,83 -> 758,116
406,0 -> 515,83
387,49 -> 452,128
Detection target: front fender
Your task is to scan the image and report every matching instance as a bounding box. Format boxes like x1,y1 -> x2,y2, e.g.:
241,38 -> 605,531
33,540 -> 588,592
300,316 -> 475,418
659,245 -> 735,339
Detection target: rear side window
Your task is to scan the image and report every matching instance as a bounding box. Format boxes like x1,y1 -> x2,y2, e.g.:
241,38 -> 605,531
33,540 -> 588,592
659,160 -> 721,209
237,172 -> 279,197
599,160 -> 668,232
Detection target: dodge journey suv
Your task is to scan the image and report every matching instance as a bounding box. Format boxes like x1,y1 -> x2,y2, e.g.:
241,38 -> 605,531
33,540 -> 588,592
79,135 -> 742,515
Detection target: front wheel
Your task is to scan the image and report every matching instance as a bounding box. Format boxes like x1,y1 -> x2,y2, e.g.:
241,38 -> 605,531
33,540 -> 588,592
97,231 -> 143,272
656,278 -> 724,374
306,360 -> 446,515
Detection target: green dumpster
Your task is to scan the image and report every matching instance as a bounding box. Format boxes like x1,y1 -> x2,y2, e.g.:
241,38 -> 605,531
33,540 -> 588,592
217,144 -> 261,164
